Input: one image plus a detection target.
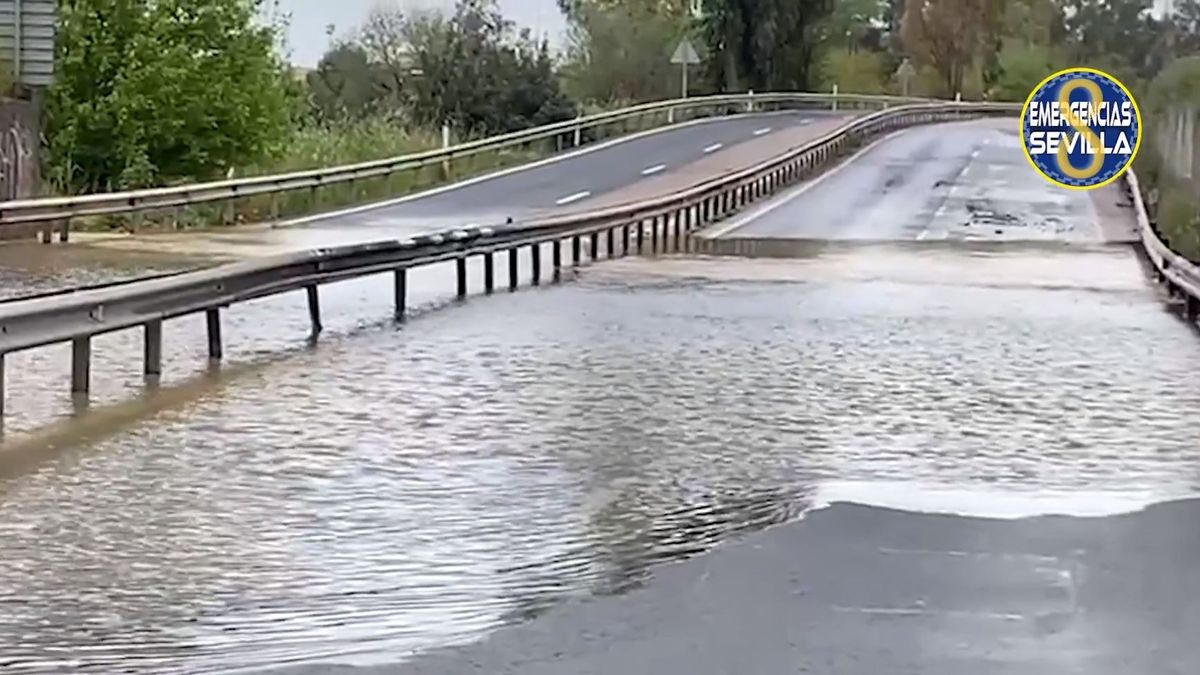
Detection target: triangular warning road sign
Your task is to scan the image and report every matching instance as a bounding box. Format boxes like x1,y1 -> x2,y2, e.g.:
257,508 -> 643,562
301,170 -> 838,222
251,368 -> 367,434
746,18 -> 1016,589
671,38 -> 701,65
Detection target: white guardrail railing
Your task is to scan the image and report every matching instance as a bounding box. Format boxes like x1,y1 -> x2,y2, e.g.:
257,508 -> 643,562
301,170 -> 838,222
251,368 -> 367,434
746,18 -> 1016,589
0,99 -> 1012,414
0,95 -> 1193,418
1125,168 -> 1200,311
1,91 -> 935,239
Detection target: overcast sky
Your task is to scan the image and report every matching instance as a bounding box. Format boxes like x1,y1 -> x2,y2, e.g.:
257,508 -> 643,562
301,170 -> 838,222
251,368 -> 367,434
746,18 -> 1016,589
274,0 -> 570,67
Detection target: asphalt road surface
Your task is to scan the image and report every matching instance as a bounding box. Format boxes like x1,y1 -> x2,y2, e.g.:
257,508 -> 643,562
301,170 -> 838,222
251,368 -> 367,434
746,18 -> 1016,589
286,111 -> 849,232
273,498 -> 1200,675
711,117 -> 1137,244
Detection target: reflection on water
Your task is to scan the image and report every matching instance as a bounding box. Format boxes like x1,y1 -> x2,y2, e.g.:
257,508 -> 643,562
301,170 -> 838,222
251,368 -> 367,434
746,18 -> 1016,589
0,243 -> 1199,673
0,241 -> 202,299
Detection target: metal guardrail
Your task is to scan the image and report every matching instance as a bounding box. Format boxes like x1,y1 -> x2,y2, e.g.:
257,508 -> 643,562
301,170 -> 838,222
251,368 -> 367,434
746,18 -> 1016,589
0,91 -> 935,240
1125,169 -> 1200,314
0,100 -> 1016,414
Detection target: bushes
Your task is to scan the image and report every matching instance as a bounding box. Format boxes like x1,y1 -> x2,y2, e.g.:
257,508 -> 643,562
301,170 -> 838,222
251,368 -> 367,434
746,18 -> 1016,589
1136,57 -> 1200,260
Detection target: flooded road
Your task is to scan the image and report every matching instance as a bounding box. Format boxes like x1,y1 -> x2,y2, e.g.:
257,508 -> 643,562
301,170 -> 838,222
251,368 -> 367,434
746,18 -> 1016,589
1,239 -> 1198,673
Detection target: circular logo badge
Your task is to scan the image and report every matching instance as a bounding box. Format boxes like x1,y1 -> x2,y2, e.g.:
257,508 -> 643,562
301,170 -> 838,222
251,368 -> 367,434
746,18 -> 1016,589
1020,67 -> 1142,190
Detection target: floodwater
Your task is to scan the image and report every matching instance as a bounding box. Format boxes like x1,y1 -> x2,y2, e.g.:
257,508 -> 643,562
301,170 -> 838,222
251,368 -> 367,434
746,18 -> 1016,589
1,241 -> 1199,673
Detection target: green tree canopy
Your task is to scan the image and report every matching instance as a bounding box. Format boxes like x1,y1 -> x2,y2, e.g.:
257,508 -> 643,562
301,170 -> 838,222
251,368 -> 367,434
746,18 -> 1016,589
405,0 -> 577,137
561,2 -> 686,103
47,0 -> 294,193
699,0 -> 833,92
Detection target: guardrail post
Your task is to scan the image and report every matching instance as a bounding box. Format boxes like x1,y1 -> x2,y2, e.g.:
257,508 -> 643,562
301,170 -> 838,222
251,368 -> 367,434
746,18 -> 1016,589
553,241 -> 562,281
531,245 -> 541,286
607,228 -> 615,259
71,337 -> 91,394
484,253 -> 495,293
651,217 -> 659,254
508,248 -> 519,291
622,223 -> 630,255
0,353 -> 6,416
40,227 -> 51,244
574,116 -> 582,147
832,84 -> 839,111
674,210 -> 683,250
456,257 -> 468,298
394,269 -> 407,320
206,308 -> 223,361
572,236 -> 581,266
58,219 -> 70,243
144,320 -> 163,377
307,286 -> 323,335
590,232 -> 600,260
638,219 -> 646,253
442,124 -> 452,178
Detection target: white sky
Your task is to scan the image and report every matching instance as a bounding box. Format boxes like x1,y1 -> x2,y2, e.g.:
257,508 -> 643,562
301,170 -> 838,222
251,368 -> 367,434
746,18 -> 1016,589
272,0 -> 1180,68
273,0 -> 570,67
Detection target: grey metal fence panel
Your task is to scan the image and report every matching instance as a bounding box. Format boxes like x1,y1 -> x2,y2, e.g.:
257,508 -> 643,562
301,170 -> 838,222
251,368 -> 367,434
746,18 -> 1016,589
0,0 -> 56,87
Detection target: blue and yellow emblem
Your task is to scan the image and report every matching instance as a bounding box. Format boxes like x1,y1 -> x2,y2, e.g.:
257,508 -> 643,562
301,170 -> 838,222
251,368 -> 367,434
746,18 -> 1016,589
1020,67 -> 1141,190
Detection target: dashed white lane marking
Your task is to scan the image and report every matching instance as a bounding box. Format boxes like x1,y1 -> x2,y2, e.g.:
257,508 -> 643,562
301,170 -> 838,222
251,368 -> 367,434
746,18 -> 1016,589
701,127 -> 912,238
641,164 -> 667,176
753,127 -> 772,136
878,547 -> 1061,564
555,191 -> 591,206
922,145 -> 982,240
832,606 -> 1025,621
703,143 -> 723,154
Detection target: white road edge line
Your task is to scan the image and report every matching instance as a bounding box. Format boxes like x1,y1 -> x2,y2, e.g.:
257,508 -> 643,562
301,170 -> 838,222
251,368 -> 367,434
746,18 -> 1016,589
703,143 -> 723,154
641,164 -> 667,176
923,145 -> 981,241
753,127 -> 772,136
555,191 -> 592,206
275,109 -> 818,230
701,127 -> 914,239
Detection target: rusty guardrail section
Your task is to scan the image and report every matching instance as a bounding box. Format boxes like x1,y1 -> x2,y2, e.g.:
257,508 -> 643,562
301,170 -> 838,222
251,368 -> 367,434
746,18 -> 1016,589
0,101 -> 1017,414
1125,169 -> 1200,317
0,91 -> 935,242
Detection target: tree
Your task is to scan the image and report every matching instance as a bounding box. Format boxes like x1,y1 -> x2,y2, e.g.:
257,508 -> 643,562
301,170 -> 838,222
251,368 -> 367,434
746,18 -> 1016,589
1061,0 -> 1163,81
561,2 -> 685,103
558,0 -> 693,19
900,0 -> 997,97
307,43 -> 389,121
47,0 -> 293,193
358,6 -> 413,105
820,0 -> 888,53
699,0 -> 834,92
405,0 -> 576,137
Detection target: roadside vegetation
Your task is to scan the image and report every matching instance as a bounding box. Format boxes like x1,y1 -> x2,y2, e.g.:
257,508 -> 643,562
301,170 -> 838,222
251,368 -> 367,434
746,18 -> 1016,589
39,0 -> 1200,252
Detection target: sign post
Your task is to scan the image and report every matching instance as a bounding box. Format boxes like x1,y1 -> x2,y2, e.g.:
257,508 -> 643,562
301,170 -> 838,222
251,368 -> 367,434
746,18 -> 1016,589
670,38 -> 701,99
897,58 -> 916,98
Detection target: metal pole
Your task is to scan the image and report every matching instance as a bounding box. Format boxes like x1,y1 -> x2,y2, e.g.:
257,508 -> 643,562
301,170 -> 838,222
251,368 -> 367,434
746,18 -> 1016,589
14,0 -> 21,86
682,63 -> 688,99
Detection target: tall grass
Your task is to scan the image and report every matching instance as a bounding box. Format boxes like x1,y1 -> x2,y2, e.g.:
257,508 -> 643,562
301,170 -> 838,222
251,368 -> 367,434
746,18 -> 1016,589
76,104 -> 657,233
81,116 -> 554,232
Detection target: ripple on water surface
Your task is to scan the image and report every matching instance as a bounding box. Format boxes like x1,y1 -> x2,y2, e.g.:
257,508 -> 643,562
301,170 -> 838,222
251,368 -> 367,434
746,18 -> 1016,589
0,245 -> 1198,673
